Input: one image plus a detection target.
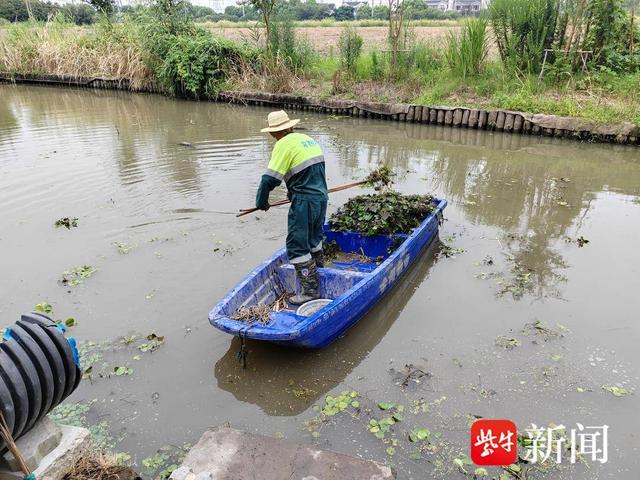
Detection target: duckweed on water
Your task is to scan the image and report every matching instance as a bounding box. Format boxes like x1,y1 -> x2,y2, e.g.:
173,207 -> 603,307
54,217 -> 78,229
61,265 -> 97,286
141,444 -> 191,480
304,390 -> 360,436
115,242 -> 133,254
323,390 -> 360,417
33,302 -> 76,328
137,333 -> 165,353
603,385 -> 628,397
369,402 -> 405,440
330,192 -> 436,236
49,400 -> 116,451
408,427 -> 431,443
495,336 -> 521,349
80,332 -> 166,380
34,302 -> 54,314
438,243 -> 465,259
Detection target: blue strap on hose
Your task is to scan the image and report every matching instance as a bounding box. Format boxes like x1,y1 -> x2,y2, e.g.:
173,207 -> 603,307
24,474 -> 36,480
67,338 -> 81,369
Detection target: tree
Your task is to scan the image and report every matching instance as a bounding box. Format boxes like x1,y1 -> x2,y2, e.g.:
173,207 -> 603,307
295,0 -> 332,20
388,0 -> 407,70
189,4 -> 215,20
356,4 -> 372,19
149,0 -> 193,36
245,0 -> 278,51
83,0 -> 114,16
585,0 -> 631,62
62,3 -> 96,24
225,5 -> 245,19
405,0 -> 432,19
0,0 -> 30,21
372,4 -> 389,19
334,4 -> 354,21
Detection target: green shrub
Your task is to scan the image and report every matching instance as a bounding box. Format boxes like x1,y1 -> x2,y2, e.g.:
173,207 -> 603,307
370,49 -> 385,80
338,26 -> 363,75
413,41 -> 445,76
157,33 -> 254,98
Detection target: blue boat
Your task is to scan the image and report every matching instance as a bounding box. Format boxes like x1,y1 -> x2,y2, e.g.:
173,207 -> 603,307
209,198 -> 447,348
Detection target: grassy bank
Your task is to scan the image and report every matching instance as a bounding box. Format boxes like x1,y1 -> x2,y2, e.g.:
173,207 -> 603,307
1,8 -> 639,127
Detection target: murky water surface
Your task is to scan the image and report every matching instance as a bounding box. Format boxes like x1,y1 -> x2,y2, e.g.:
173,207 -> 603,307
1,85 -> 639,479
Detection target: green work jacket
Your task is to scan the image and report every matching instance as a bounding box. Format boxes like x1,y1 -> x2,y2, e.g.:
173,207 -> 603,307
256,133 -> 328,210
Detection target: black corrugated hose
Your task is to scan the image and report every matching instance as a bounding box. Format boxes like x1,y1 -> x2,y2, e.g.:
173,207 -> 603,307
0,312 -> 82,450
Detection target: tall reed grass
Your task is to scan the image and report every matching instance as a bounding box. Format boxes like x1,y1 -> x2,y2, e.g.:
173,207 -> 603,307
489,0 -> 559,73
444,17 -> 488,79
0,18 -> 154,90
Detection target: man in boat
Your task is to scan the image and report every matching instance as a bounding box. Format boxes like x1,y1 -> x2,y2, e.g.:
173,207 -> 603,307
256,110 -> 328,305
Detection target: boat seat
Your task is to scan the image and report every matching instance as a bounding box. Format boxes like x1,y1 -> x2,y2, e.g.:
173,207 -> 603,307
275,264 -> 368,300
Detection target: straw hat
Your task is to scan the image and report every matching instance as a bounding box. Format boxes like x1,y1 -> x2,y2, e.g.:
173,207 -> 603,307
261,110 -> 300,133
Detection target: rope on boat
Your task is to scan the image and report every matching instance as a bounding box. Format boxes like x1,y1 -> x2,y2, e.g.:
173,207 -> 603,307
236,328 -> 249,369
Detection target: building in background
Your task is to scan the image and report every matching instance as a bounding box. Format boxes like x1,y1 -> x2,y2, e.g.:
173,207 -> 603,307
426,0 -> 486,11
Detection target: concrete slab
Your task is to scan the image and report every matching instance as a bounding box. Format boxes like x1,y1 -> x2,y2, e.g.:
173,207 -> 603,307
0,424 -> 91,480
2,418 -> 62,472
35,424 -> 91,480
169,426 -> 395,480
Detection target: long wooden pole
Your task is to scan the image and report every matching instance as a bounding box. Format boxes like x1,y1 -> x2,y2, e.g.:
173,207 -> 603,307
236,180 -> 367,217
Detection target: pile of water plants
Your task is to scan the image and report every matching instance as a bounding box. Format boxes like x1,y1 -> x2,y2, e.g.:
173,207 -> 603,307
363,165 -> 394,191
329,191 -> 436,236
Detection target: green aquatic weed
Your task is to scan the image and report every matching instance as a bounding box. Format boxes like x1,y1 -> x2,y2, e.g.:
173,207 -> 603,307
61,265 -> 97,286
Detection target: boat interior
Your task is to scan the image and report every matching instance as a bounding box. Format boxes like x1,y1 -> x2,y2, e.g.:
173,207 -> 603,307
220,226 -> 409,319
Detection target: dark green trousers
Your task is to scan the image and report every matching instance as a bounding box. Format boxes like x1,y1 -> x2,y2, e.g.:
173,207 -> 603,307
286,195 -> 327,264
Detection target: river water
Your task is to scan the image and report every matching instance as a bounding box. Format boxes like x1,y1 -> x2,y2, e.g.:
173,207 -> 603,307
1,84 -> 639,479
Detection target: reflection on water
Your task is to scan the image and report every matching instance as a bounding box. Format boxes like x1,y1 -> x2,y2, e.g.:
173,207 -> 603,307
214,241 -> 439,416
1,84 -> 639,477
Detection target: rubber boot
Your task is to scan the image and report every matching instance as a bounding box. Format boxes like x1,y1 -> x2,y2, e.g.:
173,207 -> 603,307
311,250 -> 325,268
290,259 -> 320,305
